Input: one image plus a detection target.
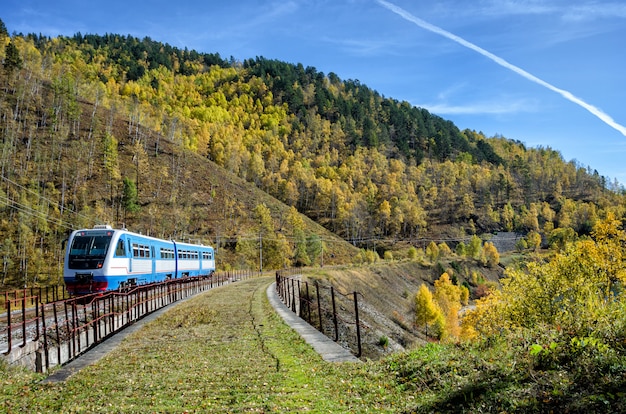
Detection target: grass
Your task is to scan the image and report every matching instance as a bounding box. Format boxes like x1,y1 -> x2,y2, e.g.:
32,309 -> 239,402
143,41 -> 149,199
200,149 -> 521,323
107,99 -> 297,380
1,277 -> 405,412
2,276 -> 626,412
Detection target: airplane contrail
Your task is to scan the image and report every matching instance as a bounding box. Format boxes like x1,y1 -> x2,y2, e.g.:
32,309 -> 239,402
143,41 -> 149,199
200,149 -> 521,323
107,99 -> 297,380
376,0 -> 626,137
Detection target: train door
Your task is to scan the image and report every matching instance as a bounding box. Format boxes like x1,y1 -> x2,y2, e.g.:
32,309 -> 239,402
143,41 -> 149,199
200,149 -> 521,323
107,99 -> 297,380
172,241 -> 178,279
126,237 -> 133,273
151,245 -> 156,282
114,234 -> 131,274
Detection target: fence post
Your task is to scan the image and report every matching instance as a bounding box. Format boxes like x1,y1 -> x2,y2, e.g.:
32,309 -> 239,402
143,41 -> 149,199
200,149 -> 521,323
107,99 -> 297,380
331,286 -> 339,342
290,279 -> 296,313
316,282 -> 322,332
40,302 -> 48,372
64,301 -> 72,359
296,280 -> 301,317
53,303 -> 60,364
21,296 -> 27,348
304,281 -> 310,324
92,299 -> 98,343
4,300 -> 11,354
34,296 -> 40,342
74,302 -> 81,355
353,292 -> 362,358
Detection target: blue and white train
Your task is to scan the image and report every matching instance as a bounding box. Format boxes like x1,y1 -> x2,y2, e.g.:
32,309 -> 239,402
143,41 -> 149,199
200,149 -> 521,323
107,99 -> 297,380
63,225 -> 215,295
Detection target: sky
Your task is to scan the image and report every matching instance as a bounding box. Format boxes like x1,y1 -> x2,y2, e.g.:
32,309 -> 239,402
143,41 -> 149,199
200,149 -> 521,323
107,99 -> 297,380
3,0 -> 626,182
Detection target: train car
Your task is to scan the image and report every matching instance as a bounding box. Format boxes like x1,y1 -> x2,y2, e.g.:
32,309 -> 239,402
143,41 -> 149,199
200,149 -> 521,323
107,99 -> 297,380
63,225 -> 215,295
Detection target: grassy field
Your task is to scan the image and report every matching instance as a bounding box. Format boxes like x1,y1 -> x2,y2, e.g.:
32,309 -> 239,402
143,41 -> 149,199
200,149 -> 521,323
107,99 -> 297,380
3,275 -> 625,413
1,277 -> 406,412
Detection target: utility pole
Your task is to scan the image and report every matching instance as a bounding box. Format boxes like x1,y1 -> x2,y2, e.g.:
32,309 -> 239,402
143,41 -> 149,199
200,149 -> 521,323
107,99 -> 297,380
259,231 -> 263,272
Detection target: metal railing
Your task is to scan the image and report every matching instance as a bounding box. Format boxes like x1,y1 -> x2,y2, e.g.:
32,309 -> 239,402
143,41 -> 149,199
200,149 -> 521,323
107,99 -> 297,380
275,270 -> 364,358
1,285 -> 69,312
1,270 -> 256,372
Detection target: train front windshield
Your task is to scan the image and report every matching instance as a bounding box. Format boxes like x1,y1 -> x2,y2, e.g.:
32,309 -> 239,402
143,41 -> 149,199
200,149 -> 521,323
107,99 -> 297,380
68,233 -> 113,269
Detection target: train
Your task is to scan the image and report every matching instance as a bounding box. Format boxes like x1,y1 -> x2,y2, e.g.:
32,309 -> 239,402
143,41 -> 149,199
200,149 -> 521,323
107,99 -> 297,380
63,225 -> 215,295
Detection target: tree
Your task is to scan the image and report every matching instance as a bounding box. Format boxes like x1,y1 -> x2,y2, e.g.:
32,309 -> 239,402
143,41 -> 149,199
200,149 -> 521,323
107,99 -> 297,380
288,206 -> 310,266
501,202 -> 515,231
482,242 -> 499,268
122,177 -> 140,220
0,19 -> 8,44
1,237 -> 16,286
415,284 -> 442,336
437,242 -> 452,257
255,203 -> 273,271
526,231 -> 542,251
464,214 -> 626,341
3,40 -> 22,76
515,237 -> 528,252
433,272 -> 463,340
103,132 -> 121,211
548,227 -> 576,250
455,242 -> 466,256
306,234 -> 324,266
425,241 -> 440,262
466,235 -> 482,260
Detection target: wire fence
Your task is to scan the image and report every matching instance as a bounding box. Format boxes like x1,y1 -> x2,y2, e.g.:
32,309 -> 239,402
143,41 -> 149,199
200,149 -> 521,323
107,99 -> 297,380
275,269 -> 365,358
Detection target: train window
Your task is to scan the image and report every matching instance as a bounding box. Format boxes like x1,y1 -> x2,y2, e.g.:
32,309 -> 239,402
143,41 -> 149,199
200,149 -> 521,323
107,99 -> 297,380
133,245 -> 139,258
115,240 -> 125,256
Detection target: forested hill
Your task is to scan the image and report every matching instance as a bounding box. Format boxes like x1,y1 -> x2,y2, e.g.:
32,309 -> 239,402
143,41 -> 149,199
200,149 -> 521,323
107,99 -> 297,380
0,23 -> 624,282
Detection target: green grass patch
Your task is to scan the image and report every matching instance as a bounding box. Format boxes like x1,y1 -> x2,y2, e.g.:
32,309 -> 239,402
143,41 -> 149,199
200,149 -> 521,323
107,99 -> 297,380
2,277 -> 626,412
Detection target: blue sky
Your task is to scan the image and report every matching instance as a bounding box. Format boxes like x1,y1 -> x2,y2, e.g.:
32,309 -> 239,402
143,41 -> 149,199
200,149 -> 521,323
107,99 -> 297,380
4,0 -> 626,182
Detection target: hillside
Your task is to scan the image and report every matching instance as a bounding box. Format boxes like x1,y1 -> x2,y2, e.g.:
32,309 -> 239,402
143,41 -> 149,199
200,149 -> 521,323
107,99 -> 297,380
301,257 -> 503,360
0,24 -> 625,283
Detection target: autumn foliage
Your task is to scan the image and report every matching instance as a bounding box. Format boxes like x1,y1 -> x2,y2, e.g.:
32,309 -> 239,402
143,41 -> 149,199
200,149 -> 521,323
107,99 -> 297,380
463,213 -> 626,351
0,24 -> 624,281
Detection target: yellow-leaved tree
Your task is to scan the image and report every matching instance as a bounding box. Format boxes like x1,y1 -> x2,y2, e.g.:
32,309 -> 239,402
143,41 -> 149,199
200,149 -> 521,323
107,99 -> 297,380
434,272 -> 464,340
415,284 -> 443,338
415,273 -> 469,341
462,213 -> 626,346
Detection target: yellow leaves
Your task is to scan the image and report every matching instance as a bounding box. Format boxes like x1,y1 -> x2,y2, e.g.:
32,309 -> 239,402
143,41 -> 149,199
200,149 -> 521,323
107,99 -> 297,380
415,284 -> 440,328
434,272 -> 461,313
482,242 -> 500,268
464,215 -> 626,341
120,81 -> 141,97
415,273 -> 470,341
425,241 -> 439,263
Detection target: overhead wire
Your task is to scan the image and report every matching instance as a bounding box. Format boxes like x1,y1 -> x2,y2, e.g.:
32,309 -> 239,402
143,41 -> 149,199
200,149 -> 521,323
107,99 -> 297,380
0,174 -> 91,231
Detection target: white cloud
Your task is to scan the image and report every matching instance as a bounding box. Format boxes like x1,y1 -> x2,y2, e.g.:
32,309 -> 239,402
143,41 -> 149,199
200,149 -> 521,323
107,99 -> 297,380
418,99 -> 536,115
480,0 -> 556,17
479,0 -> 626,21
562,3 -> 626,21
